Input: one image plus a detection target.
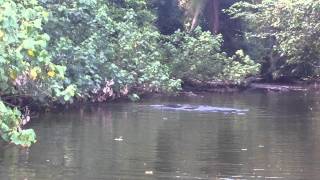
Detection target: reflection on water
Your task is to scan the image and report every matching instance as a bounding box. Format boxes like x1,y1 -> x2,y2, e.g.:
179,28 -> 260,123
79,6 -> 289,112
1,91 -> 320,179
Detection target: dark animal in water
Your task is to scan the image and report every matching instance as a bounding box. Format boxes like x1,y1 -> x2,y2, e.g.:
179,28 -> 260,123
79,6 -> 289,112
150,104 -> 248,114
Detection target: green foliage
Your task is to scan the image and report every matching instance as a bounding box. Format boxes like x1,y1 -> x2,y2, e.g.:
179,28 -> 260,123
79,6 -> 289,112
0,0 -> 75,145
0,0 -> 263,146
44,0 -> 181,101
163,28 -> 260,83
228,0 -> 320,79
0,100 -> 36,147
222,49 -> 260,82
0,0 -> 74,103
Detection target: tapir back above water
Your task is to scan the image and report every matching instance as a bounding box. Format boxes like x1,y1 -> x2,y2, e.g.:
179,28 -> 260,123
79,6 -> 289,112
149,104 -> 249,114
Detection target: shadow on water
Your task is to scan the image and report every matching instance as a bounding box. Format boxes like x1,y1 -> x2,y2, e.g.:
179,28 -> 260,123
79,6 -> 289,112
1,91 -> 320,179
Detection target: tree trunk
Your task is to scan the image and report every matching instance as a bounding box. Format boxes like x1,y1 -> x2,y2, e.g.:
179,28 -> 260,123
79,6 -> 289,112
190,4 -> 201,31
212,0 -> 219,33
189,0 -> 219,33
207,0 -> 219,33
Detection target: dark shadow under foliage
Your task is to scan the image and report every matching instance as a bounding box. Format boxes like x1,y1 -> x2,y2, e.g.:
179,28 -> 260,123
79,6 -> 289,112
152,0 -> 184,35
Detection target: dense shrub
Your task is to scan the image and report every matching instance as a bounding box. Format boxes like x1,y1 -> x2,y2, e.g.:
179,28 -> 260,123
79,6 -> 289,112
228,0 -> 320,79
0,0 -> 74,146
0,0 -> 261,146
0,101 -> 36,147
162,28 -> 260,83
43,0 -> 181,101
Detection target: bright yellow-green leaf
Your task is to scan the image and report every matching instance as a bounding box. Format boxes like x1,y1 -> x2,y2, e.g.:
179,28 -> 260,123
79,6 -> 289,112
27,49 -> 35,57
29,68 -> 38,80
47,70 -> 55,77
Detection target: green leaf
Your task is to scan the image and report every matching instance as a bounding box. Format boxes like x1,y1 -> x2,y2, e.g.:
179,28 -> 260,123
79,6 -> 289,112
22,38 -> 36,49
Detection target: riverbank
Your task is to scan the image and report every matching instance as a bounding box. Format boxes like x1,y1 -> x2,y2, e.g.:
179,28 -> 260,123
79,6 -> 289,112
180,77 -> 320,94
5,78 -> 320,112
1,78 -> 318,147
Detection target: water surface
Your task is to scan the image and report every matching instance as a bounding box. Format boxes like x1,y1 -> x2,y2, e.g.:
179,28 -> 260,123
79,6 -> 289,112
1,91 -> 320,179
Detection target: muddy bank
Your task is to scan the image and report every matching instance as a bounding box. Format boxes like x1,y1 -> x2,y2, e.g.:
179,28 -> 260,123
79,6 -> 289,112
180,78 -> 320,95
181,79 -> 244,93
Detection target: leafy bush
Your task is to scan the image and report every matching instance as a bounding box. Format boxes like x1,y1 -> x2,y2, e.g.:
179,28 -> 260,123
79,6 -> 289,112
0,0 -> 74,102
228,0 -> 320,79
162,28 -> 260,83
0,0 -> 77,145
0,101 -> 36,147
43,0 -> 181,101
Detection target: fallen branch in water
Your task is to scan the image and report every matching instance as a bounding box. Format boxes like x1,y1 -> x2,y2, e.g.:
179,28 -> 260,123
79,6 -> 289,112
249,83 -> 308,91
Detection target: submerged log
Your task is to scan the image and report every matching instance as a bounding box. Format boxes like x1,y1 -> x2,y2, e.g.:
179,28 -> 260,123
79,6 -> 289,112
249,83 -> 308,92
181,77 -> 320,92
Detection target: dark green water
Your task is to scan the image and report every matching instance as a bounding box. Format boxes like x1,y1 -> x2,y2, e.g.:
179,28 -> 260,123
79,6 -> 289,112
1,91 -> 320,180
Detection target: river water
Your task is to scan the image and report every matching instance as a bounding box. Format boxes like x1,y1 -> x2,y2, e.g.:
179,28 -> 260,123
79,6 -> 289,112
1,91 -> 320,180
